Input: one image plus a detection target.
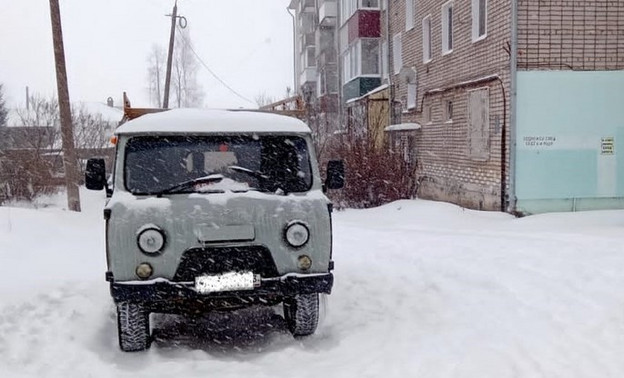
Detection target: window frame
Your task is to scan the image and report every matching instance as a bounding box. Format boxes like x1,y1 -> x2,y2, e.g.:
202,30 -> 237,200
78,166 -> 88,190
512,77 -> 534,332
445,99 -> 454,123
424,104 -> 433,124
405,0 -> 415,31
422,15 -> 432,63
471,0 -> 488,42
393,33 -> 403,74
381,40 -> 389,79
341,38 -> 382,84
406,83 -> 417,110
441,1 -> 454,55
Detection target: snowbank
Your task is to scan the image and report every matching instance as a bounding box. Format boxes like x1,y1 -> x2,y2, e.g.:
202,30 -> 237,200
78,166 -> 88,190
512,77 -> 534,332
0,194 -> 623,377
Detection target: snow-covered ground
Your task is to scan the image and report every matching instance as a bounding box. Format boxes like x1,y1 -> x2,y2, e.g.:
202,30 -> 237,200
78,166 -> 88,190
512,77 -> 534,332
1,190 -> 624,377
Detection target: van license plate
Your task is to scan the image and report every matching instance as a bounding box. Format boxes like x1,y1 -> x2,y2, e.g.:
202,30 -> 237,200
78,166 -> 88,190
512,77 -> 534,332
195,272 -> 255,294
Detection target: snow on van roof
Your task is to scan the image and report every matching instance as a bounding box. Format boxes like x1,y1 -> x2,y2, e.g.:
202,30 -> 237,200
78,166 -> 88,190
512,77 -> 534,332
115,108 -> 311,135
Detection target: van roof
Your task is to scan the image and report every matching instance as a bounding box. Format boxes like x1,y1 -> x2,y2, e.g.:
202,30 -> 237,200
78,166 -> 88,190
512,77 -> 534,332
115,108 -> 311,135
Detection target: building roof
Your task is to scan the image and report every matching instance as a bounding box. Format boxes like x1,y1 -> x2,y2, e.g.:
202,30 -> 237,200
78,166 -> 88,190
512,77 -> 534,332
7,101 -> 123,127
80,102 -> 123,124
115,108 -> 311,135
0,126 -> 56,150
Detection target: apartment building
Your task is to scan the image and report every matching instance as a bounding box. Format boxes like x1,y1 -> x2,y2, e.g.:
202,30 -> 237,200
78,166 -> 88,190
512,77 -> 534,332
288,1 -> 624,214
384,0 -> 624,214
288,0 -> 341,161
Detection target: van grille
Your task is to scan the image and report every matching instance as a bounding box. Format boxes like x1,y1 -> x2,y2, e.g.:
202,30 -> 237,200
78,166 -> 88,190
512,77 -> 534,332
173,246 -> 279,282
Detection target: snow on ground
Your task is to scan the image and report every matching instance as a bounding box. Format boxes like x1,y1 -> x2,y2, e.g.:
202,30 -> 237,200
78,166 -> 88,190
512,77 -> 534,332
1,192 -> 624,377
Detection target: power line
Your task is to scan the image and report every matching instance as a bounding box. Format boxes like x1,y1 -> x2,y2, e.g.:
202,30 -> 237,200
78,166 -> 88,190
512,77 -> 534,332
176,26 -> 255,105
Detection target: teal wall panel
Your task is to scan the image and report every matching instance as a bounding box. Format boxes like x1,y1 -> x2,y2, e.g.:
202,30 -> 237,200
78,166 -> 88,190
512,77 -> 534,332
516,71 -> 624,213
516,150 -> 597,199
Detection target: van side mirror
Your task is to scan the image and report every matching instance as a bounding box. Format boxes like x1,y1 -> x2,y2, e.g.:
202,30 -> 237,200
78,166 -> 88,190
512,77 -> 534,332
85,158 -> 106,191
325,160 -> 345,190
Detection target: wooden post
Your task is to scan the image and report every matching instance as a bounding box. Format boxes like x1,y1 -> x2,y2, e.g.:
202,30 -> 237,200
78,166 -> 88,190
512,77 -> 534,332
49,0 -> 81,212
163,1 -> 178,109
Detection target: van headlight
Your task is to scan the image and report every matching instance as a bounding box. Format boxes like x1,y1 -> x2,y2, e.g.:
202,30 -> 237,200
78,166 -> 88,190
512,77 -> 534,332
285,222 -> 309,248
137,226 -> 165,254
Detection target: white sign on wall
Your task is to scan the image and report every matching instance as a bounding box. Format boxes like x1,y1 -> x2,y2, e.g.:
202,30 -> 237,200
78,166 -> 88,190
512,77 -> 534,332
601,137 -> 615,155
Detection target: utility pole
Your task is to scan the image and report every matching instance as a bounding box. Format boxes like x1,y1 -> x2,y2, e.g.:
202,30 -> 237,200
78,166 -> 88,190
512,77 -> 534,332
163,1 -> 178,109
49,0 -> 81,212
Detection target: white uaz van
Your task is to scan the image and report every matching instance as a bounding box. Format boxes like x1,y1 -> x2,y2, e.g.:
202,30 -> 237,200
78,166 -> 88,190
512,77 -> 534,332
85,109 -> 344,352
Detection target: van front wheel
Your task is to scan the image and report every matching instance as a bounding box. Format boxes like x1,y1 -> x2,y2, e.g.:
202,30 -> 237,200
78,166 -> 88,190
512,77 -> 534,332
117,302 -> 151,352
283,293 -> 319,337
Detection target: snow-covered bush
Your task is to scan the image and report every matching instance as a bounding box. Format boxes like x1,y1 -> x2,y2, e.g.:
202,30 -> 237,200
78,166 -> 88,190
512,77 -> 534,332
329,137 -> 417,208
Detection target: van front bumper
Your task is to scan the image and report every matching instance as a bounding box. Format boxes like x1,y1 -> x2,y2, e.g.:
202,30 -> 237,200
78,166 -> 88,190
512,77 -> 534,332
108,272 -> 333,304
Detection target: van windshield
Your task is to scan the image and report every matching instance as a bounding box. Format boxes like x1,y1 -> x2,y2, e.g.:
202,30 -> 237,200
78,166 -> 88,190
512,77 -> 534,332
124,135 -> 312,195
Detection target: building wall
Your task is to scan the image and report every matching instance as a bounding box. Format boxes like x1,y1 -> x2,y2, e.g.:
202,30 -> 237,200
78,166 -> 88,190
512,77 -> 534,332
517,0 -> 624,71
515,71 -> 624,214
514,1 -> 624,214
387,0 -> 512,211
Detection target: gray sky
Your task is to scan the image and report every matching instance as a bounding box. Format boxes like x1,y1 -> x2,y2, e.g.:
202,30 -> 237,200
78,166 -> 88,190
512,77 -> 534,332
0,0 -> 294,109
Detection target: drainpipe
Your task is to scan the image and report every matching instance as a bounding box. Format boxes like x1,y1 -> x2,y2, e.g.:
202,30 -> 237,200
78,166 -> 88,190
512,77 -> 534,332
508,0 -> 519,213
386,0 -> 394,126
287,6 -> 297,95
337,0 -> 344,130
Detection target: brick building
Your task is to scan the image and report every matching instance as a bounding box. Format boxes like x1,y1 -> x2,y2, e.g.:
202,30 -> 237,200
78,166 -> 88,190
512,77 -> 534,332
512,1 -> 624,213
386,0 -> 511,211
288,1 -> 624,214
376,0 -> 623,214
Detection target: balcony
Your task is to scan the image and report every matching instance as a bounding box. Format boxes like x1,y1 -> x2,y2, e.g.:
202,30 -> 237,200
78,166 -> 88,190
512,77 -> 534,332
343,76 -> 381,102
318,49 -> 337,67
301,0 -> 315,13
300,67 -> 318,85
347,10 -> 380,44
301,32 -> 315,49
319,0 -> 337,26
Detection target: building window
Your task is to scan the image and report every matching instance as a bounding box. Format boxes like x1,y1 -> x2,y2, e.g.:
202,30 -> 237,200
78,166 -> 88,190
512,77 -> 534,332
361,0 -> 379,8
441,1 -> 453,54
424,104 -> 432,123
393,33 -> 402,74
407,83 -> 417,110
318,65 -> 339,95
341,0 -> 380,25
342,39 -> 381,83
472,0 -> 487,41
361,39 -> 380,75
405,0 -> 415,31
422,16 -> 432,63
342,54 -> 350,84
445,100 -> 453,122
350,46 -> 357,78
305,46 -> 316,68
381,40 -> 389,79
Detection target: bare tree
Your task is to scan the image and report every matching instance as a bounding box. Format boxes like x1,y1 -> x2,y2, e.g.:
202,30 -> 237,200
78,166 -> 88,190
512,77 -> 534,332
16,94 -> 60,127
148,29 -> 204,108
254,92 -> 276,108
0,84 -> 7,127
1,95 -> 114,202
3,95 -> 60,201
72,105 -> 112,150
146,44 -> 166,108
172,28 -> 204,108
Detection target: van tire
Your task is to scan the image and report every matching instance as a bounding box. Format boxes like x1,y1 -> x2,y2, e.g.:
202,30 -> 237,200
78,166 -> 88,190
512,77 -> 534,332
117,302 -> 151,352
283,293 -> 319,337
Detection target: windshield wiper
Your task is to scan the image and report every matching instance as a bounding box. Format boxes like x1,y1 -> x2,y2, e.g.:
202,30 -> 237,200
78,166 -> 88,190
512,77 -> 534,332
158,174 -> 224,195
227,165 -> 269,180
